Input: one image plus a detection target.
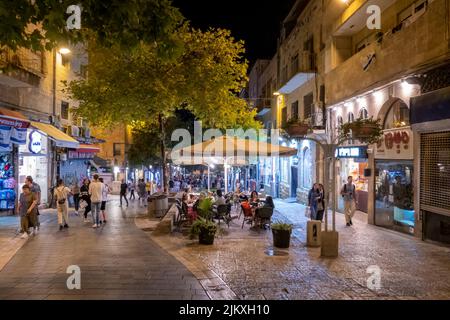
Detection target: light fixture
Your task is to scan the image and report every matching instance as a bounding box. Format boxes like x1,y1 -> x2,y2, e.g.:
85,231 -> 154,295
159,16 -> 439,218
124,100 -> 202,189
273,92 -> 280,96
401,80 -> 413,96
373,90 -> 384,104
58,47 -> 71,55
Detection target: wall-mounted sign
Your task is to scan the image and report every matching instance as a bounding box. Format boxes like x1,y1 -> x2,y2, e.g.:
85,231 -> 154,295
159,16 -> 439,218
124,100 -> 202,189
375,127 -> 413,159
28,130 -> 43,154
336,146 -> 368,159
68,150 -> 95,159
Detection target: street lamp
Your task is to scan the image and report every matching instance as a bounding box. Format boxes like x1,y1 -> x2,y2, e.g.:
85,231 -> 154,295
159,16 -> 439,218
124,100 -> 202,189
58,48 -> 71,55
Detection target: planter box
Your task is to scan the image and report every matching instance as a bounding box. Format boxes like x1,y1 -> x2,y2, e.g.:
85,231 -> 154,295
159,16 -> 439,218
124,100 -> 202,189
272,229 -> 291,248
285,123 -> 309,137
350,124 -> 379,138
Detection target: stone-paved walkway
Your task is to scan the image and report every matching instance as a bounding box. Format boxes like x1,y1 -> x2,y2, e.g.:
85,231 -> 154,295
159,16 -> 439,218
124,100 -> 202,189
0,196 -> 208,300
147,199 -> 450,300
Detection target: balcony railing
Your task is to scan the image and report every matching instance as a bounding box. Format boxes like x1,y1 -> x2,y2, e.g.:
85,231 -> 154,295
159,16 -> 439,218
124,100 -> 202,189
0,47 -> 44,77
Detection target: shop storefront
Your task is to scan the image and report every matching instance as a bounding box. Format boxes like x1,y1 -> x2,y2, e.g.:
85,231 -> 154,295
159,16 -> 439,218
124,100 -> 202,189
374,127 -> 414,235
59,144 -> 99,187
19,121 -> 79,205
0,108 -> 30,215
18,129 -> 50,206
336,146 -> 369,213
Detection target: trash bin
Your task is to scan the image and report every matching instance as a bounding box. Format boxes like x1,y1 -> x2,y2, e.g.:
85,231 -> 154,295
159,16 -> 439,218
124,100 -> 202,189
306,220 -> 322,247
147,195 -> 156,217
155,194 -> 168,218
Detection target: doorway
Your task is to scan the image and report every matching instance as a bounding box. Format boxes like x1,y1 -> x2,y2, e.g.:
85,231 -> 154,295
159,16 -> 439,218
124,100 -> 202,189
291,166 -> 298,198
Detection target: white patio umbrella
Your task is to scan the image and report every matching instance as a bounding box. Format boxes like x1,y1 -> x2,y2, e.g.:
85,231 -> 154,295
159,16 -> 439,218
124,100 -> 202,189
171,136 -> 297,193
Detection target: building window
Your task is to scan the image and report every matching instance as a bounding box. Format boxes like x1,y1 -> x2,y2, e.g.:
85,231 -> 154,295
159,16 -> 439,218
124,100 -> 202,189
79,64 -> 88,78
291,101 -> 299,120
302,147 -> 312,189
281,107 -> 287,128
359,108 -> 369,119
61,101 -> 69,120
347,112 -> 355,123
291,54 -> 299,77
337,116 -> 343,128
383,99 -> 410,129
303,92 -> 313,120
113,143 -> 122,156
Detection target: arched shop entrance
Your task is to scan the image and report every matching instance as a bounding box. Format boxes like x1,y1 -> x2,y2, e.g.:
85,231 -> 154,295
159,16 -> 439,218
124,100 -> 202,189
373,98 -> 415,235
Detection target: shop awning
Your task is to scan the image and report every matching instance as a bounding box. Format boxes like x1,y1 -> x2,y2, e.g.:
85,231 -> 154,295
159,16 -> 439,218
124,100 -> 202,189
76,144 -> 100,153
0,107 -> 30,129
30,121 -> 79,149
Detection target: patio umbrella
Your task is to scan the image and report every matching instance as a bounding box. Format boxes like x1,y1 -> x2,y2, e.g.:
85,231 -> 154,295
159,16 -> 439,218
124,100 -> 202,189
171,136 -> 297,193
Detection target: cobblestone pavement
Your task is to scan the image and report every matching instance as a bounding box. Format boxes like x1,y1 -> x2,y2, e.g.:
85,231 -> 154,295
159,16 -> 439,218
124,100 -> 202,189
148,200 -> 450,300
0,196 -> 208,300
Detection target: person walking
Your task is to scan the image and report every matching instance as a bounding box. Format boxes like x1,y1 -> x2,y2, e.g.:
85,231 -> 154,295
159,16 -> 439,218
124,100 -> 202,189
54,179 -> 72,231
89,174 -> 103,228
128,179 -> 136,200
316,184 -> 326,222
138,179 -> 147,207
25,176 -> 41,233
119,179 -> 129,207
308,183 -> 320,220
80,178 -> 91,223
71,181 -> 80,216
341,176 -> 358,226
17,184 -> 38,239
99,178 -> 110,224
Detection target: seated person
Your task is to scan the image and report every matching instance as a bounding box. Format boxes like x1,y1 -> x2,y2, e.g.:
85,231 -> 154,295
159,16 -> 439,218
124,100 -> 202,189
250,190 -> 259,207
262,196 -> 275,209
241,196 -> 253,218
187,194 -> 196,205
214,189 -> 226,206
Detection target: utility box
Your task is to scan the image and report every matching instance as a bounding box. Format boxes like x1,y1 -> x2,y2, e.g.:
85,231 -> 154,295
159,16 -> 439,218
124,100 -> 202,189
306,220 -> 322,247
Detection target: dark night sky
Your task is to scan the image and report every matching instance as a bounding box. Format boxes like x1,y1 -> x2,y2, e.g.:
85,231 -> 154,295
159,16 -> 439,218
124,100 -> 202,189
172,0 -> 297,67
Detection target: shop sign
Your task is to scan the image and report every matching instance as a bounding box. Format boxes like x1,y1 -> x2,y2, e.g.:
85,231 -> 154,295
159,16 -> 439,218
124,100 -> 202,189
68,150 -> 95,159
335,146 -> 368,159
28,130 -> 43,154
375,127 -> 413,159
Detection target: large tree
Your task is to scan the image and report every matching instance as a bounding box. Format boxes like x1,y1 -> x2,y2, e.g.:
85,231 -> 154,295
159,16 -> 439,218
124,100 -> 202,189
66,25 -> 260,192
0,0 -> 182,51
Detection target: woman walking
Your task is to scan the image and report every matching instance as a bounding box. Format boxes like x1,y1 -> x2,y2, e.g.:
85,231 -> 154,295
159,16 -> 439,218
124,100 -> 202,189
71,180 -> 80,216
17,184 -> 38,239
80,178 -> 91,223
308,183 -> 320,220
316,184 -> 326,222
54,179 -> 72,230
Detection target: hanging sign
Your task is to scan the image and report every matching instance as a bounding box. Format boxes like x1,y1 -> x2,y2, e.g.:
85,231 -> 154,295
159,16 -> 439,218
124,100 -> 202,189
28,130 -> 43,154
375,127 -> 413,159
335,146 -> 368,158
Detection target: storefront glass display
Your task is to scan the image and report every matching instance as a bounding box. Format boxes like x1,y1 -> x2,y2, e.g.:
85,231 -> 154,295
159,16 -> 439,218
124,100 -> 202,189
0,152 -> 16,211
337,158 -> 369,213
18,130 -> 49,205
375,160 -> 414,234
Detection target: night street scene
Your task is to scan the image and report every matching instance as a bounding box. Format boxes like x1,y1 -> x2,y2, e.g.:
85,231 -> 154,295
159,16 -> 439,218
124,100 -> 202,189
0,0 -> 450,311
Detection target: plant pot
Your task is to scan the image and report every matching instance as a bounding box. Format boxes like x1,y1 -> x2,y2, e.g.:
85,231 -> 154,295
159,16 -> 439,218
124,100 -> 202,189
199,229 -> 215,245
272,229 -> 291,248
285,123 -> 309,137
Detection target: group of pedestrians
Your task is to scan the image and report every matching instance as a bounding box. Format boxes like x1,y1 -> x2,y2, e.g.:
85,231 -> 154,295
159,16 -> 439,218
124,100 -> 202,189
17,174 -> 111,238
119,178 -> 154,207
307,176 -> 358,227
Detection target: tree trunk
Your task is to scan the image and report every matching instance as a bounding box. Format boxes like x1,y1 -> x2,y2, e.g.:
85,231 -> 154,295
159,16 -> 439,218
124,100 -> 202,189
159,114 -> 168,194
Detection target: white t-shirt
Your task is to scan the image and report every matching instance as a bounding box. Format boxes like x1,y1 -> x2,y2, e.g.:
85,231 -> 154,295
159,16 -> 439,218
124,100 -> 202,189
102,183 -> 109,202
89,180 -> 103,203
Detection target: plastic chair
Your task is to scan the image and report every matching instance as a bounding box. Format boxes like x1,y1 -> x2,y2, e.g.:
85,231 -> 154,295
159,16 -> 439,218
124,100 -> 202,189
215,204 -> 230,227
241,204 -> 253,229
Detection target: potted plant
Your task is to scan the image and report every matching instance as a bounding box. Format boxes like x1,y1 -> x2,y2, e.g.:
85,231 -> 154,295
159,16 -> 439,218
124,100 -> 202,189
197,197 -> 214,220
340,117 -> 383,144
271,222 -> 293,248
283,118 -> 310,138
189,218 -> 218,245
